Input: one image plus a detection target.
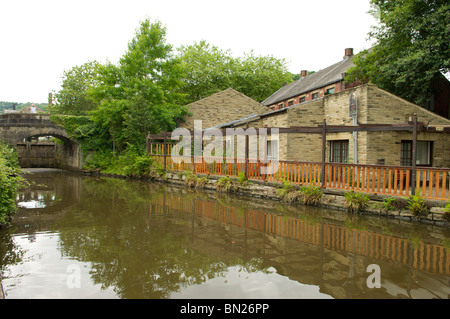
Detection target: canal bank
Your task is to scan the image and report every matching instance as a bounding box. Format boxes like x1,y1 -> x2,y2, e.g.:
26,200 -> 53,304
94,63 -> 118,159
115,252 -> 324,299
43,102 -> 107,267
145,171 -> 449,227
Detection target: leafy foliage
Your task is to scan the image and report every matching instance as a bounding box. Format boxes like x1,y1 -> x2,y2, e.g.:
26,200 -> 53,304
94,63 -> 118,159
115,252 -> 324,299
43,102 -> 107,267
83,146 -> 155,178
0,142 -> 27,228
178,40 -> 294,103
88,19 -> 188,151
299,183 -> 323,206
344,191 -> 370,214
443,202 -> 450,221
346,0 -> 450,106
52,61 -> 102,116
216,176 -> 238,193
406,191 -> 429,217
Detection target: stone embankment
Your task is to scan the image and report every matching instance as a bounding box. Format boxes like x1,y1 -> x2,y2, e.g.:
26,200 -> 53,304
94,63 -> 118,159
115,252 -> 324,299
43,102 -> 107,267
151,172 -> 449,227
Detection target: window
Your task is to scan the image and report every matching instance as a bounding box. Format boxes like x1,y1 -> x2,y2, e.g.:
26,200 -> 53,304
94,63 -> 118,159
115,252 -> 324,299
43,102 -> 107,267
299,97 -> 306,103
330,140 -> 349,163
266,140 -> 279,161
400,141 -> 433,166
312,93 -> 319,100
326,88 -> 335,95
288,100 -> 294,106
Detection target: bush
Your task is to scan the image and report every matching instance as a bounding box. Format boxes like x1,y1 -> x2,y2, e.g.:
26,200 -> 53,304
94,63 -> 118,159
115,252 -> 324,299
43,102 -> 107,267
184,172 -> 209,189
406,192 -> 429,218
83,146 -> 155,178
277,179 -> 294,199
299,183 -> 323,206
344,191 -> 370,214
444,202 -> 450,221
216,176 -> 238,193
0,142 -> 27,228
237,171 -> 250,186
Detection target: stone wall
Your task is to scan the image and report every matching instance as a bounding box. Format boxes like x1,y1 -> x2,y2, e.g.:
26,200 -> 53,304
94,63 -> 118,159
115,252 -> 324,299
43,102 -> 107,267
180,88 -> 269,130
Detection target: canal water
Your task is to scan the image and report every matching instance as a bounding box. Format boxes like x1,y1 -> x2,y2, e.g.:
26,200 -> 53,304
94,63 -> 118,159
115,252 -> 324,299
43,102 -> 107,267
0,169 -> 449,299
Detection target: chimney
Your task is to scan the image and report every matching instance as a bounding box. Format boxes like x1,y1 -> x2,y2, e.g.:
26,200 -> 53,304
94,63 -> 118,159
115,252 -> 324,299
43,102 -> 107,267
344,48 -> 354,59
300,70 -> 308,78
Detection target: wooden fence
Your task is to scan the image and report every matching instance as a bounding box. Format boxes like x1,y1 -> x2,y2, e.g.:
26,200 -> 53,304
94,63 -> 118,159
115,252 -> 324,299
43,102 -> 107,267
149,144 -> 449,200
147,117 -> 450,201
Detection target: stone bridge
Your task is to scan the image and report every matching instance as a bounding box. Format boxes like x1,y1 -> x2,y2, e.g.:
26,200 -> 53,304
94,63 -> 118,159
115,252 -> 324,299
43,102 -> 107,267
0,113 -> 83,170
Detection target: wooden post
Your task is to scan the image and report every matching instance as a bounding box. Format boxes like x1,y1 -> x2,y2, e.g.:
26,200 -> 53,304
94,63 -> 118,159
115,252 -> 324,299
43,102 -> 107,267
321,119 -> 327,188
146,132 -> 151,154
163,131 -> 167,171
411,114 -> 417,195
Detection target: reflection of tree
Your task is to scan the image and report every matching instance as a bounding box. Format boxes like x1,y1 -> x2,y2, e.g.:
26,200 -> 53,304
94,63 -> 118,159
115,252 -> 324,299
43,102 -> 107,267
0,229 -> 24,277
56,177 -> 263,299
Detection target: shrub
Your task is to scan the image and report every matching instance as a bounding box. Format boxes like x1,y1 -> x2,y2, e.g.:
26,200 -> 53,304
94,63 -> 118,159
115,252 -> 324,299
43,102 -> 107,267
83,146 -> 155,178
344,191 -> 370,214
444,202 -> 450,221
237,171 -> 250,186
299,183 -> 323,206
0,142 -> 27,228
216,176 -> 238,193
406,192 -> 429,218
184,172 -> 209,189
277,179 -> 294,198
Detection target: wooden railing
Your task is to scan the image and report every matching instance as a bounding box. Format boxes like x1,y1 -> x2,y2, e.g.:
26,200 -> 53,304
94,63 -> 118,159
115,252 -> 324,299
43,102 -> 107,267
149,145 -> 450,200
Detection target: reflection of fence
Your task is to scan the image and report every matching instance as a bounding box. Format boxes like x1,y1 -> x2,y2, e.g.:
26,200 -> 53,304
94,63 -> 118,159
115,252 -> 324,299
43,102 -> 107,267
151,194 -> 450,275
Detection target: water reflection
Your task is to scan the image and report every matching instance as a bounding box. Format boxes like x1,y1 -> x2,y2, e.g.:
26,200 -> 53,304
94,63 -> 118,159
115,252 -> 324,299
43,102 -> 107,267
0,169 -> 449,299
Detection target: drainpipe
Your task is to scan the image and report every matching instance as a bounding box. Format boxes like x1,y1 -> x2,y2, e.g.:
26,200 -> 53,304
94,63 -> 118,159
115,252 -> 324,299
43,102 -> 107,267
353,117 -> 358,164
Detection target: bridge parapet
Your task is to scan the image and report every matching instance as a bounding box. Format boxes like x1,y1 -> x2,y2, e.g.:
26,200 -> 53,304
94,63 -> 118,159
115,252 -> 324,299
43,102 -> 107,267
0,113 -> 55,125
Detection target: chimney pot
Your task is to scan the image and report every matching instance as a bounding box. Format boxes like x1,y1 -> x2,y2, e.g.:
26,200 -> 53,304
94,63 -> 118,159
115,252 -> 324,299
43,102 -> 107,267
301,70 -> 308,78
344,48 -> 354,59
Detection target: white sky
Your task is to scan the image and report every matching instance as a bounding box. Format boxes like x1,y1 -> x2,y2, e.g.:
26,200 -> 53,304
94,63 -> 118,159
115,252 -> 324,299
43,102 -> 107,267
0,0 -> 377,103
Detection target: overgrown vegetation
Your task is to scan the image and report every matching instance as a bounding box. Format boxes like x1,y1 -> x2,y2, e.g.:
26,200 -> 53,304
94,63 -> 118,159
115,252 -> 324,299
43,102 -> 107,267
299,183 -> 323,206
216,176 -> 238,193
83,146 -> 156,178
406,192 -> 429,218
444,202 -> 450,222
344,191 -> 370,214
277,181 -> 323,206
184,172 -> 209,189
0,141 -> 27,228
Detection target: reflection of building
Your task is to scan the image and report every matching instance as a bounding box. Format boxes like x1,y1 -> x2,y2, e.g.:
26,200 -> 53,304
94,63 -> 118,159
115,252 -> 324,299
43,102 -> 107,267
149,191 -> 450,299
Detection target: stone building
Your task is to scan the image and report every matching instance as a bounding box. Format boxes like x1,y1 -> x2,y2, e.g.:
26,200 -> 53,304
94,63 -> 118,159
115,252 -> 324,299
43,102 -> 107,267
263,48 -> 450,120
179,87 -> 269,130
195,84 -> 450,168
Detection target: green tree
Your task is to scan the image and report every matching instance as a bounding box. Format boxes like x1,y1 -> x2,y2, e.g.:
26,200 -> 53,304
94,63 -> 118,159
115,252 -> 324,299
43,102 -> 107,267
178,40 -> 293,103
88,19 -> 187,151
346,0 -> 450,107
52,61 -> 102,116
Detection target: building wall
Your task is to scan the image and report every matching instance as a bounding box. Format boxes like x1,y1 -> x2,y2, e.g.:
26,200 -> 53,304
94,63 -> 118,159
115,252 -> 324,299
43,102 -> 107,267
276,84 -> 450,166
179,88 -> 269,130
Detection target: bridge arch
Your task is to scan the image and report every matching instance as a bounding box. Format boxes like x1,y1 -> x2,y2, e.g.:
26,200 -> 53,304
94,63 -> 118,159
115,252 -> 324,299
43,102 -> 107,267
0,113 -> 83,170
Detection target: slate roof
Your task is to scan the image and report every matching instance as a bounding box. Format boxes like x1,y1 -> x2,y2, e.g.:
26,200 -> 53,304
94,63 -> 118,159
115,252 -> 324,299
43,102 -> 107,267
262,55 -> 355,106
